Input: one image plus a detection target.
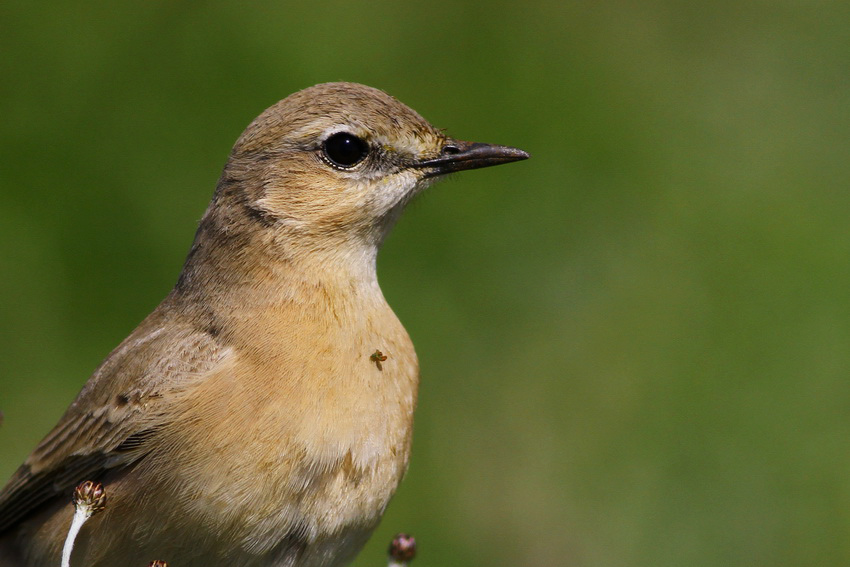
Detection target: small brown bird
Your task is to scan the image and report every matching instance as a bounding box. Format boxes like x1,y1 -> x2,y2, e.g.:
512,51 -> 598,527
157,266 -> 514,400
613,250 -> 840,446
0,82 -> 528,566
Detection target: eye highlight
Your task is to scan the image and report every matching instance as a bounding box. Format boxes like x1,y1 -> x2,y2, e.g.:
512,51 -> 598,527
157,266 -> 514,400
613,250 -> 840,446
322,132 -> 369,168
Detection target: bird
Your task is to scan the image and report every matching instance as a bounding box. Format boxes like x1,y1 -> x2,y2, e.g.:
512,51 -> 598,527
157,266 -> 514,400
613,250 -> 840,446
0,82 -> 528,567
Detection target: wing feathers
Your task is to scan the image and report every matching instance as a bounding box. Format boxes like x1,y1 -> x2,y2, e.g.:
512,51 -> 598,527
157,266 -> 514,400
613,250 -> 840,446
0,304 -> 227,534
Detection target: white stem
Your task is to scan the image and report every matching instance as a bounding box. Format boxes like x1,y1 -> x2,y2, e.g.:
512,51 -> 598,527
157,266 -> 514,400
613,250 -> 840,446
387,561 -> 408,567
61,507 -> 91,567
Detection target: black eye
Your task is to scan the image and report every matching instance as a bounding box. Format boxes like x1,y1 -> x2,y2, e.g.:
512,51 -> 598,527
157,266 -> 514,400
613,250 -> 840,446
322,132 -> 369,168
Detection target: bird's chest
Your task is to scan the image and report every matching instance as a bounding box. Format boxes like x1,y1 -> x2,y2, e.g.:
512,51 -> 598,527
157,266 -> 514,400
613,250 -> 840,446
169,303 -> 419,561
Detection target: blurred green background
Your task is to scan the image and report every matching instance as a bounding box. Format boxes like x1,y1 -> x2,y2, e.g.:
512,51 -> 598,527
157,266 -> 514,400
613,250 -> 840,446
1,1 -> 849,565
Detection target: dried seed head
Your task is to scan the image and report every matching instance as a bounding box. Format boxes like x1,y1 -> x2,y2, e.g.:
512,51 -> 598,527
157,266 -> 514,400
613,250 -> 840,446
388,533 -> 416,562
73,481 -> 106,517
62,481 -> 107,567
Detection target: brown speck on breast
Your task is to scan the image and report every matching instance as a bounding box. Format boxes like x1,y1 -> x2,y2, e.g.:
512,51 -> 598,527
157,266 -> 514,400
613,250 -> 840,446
369,350 -> 388,371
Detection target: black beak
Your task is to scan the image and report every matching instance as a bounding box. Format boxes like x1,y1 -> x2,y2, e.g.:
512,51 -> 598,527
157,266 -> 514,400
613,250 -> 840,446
415,140 -> 529,177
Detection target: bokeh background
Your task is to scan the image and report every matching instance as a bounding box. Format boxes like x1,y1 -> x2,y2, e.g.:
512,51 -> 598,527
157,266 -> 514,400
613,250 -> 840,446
1,2 -> 849,565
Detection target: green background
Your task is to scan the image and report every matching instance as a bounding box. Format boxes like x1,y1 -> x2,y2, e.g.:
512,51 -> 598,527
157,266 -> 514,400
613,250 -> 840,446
1,2 -> 849,565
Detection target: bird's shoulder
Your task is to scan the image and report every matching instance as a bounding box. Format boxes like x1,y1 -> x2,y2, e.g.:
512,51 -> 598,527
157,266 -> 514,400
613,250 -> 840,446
0,296 -> 230,532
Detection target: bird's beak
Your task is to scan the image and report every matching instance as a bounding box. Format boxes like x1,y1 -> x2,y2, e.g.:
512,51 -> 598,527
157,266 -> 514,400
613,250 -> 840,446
415,139 -> 529,177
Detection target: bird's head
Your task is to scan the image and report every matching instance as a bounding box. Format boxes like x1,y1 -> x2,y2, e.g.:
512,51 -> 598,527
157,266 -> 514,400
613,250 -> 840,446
217,82 -> 528,248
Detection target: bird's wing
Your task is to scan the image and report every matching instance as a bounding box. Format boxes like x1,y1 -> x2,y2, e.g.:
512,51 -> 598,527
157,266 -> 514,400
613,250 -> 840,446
0,303 -> 228,533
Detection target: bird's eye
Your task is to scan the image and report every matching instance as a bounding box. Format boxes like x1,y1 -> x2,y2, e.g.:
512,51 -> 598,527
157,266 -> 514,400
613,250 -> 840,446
322,132 -> 369,168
